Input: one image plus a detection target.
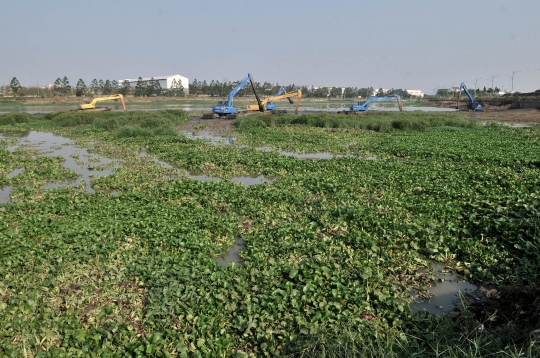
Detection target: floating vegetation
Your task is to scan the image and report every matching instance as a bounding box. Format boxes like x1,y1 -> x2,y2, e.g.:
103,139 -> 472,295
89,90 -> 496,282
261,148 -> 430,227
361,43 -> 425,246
1,110 -> 539,356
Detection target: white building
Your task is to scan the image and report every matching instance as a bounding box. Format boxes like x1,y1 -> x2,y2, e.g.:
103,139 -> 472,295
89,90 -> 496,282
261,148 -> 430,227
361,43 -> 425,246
119,74 -> 189,95
406,90 -> 425,97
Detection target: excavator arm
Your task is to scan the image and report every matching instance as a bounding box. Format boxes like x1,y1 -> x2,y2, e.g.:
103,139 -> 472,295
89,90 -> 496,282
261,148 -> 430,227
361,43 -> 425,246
79,94 -> 126,111
456,83 -> 482,111
247,90 -> 302,113
350,95 -> 402,112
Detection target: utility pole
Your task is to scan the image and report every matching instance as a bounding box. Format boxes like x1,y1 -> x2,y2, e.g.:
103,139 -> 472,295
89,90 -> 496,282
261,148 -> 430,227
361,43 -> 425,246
505,71 -> 520,93
475,78 -> 484,92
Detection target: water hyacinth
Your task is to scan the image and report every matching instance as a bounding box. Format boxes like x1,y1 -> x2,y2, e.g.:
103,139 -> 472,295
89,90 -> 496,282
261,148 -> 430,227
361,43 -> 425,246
0,110 -> 539,356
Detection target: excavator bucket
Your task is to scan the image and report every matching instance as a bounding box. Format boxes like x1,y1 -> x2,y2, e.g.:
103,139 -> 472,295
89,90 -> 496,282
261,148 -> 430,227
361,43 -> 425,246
295,91 -> 302,114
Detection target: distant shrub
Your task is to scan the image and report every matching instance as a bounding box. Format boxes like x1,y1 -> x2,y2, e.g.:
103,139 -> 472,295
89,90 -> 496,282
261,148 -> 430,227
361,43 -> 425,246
44,112 -> 62,120
0,112 -> 31,125
236,112 -> 475,133
42,110 -> 190,134
114,124 -> 177,138
94,117 -> 120,130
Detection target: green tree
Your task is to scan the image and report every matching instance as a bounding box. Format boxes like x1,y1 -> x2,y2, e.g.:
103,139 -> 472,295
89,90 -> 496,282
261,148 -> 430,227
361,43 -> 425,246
53,78 -> 63,96
191,79 -> 200,95
153,78 -> 162,96
169,79 -> 185,97
177,80 -> 185,97
90,79 -> 99,96
343,87 -> 357,99
134,77 -> 145,97
103,80 -> 113,95
98,80 -> 104,95
329,87 -> 343,98
111,80 -> 119,94
201,80 -> 208,95
119,80 -> 131,96
75,79 -> 86,97
376,88 -> 385,97
62,76 -> 71,96
145,77 -> 156,96
357,87 -> 374,99
9,77 -> 22,96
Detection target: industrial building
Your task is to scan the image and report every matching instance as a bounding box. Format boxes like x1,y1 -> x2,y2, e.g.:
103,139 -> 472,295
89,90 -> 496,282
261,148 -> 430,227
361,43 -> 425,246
118,74 -> 189,95
406,90 -> 425,97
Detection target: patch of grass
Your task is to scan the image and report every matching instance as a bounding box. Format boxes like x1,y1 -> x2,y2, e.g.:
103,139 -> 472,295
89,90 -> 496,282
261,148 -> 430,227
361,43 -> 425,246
235,112 -> 475,132
0,113 -> 31,125
285,312 -> 539,357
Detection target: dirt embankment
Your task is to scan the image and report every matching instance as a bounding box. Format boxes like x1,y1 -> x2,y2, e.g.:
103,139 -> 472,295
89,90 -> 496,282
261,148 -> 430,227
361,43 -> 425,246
462,109 -> 540,124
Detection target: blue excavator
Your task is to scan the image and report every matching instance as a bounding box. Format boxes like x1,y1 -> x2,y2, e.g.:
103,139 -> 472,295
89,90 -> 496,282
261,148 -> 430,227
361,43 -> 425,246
202,73 -> 263,119
265,87 -> 295,111
456,82 -> 483,111
344,94 -> 403,114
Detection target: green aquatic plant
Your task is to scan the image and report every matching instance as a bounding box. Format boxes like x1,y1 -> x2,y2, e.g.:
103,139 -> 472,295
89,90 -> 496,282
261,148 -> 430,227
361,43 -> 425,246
1,110 -> 539,356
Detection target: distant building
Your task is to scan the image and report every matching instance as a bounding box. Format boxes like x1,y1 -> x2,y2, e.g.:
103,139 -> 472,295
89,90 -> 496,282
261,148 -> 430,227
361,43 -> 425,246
119,74 -> 189,95
406,90 -> 425,97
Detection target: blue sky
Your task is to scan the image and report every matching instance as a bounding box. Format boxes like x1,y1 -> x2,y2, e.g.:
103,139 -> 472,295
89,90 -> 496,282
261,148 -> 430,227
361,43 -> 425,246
1,0 -> 539,94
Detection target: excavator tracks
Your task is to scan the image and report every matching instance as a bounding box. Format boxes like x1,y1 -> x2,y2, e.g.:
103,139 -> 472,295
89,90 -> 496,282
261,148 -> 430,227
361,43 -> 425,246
201,113 -> 237,120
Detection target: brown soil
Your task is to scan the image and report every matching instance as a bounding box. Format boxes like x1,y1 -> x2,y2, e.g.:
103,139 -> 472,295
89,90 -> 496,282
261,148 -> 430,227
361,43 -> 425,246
177,116 -> 236,133
449,284 -> 540,337
463,109 -> 540,124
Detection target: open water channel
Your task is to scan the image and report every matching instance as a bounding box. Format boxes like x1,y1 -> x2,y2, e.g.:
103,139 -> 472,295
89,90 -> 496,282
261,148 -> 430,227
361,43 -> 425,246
0,102 -> 457,114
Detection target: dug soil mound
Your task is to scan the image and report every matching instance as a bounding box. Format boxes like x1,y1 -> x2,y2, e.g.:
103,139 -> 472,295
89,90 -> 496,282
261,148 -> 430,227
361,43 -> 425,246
449,284 -> 540,336
463,109 -> 540,124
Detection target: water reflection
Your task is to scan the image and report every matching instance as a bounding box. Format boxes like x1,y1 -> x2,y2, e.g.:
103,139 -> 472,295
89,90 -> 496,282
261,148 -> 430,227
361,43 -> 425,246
411,264 -> 477,316
0,186 -> 13,204
230,175 -> 273,186
7,168 -> 25,178
0,103 -> 457,114
215,238 -> 244,267
0,131 -> 120,196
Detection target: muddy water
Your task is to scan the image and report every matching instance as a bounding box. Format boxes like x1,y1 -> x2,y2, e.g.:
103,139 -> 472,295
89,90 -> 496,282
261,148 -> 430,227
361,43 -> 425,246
0,186 -> 13,204
7,168 -> 25,177
215,238 -> 244,267
0,131 -> 120,197
140,148 -> 273,186
181,130 -> 377,160
181,130 -> 235,145
411,264 -> 477,316
231,175 -> 273,186
0,102 -> 456,114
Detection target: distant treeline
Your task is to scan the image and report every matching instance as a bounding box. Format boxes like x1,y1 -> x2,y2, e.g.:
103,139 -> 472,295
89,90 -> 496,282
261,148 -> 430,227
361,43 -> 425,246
5,76 -> 412,99
189,79 -> 412,99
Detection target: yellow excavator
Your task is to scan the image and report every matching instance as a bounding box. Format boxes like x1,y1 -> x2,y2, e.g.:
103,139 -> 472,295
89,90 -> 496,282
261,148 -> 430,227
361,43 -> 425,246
78,94 -> 126,111
246,89 -> 302,114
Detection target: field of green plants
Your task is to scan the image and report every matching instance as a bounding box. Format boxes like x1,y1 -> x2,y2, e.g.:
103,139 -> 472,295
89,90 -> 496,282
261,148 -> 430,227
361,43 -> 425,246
1,110 -> 539,357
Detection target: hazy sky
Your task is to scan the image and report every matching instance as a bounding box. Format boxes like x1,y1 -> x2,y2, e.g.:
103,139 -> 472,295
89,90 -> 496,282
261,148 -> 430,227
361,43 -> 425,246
1,0 -> 539,94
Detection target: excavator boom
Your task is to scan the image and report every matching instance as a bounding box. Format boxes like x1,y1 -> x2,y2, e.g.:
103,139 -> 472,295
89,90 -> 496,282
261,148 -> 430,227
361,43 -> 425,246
247,90 -> 302,113
79,94 -> 126,111
348,95 -> 402,112
456,83 -> 482,111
